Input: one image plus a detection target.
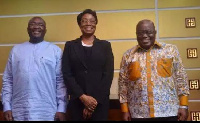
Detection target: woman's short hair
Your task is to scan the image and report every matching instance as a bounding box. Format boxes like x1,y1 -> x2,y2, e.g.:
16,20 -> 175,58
77,9 -> 98,26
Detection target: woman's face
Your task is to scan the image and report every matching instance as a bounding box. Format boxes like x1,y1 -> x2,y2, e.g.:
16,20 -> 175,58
79,13 -> 97,36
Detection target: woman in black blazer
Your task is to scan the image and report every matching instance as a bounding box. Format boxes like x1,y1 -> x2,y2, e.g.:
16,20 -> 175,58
62,9 -> 114,121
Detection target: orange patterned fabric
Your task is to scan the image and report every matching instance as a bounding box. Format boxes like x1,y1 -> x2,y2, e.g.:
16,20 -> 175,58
146,50 -> 155,117
128,61 -> 141,81
118,41 -> 189,118
120,103 -> 129,112
179,95 -> 188,106
157,58 -> 173,77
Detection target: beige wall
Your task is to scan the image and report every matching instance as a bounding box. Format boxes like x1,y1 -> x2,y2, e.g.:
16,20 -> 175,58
0,0 -> 200,121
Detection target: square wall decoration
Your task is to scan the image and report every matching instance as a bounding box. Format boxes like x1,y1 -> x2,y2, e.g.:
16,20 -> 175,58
187,48 -> 198,58
189,79 -> 199,90
191,111 -> 200,121
185,17 -> 196,28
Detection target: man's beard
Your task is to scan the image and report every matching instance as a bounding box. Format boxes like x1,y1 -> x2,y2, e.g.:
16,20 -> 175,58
29,36 -> 44,44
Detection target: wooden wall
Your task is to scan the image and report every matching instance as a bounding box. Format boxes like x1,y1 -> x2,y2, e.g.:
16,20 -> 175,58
0,0 -> 200,121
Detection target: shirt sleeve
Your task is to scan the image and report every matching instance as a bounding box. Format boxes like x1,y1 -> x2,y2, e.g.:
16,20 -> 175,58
55,47 -> 67,113
118,51 -> 131,112
172,45 -> 190,99
1,49 -> 13,112
118,51 -> 130,104
121,102 -> 129,112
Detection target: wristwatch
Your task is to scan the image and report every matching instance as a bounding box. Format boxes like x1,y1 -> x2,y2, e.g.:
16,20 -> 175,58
179,106 -> 188,109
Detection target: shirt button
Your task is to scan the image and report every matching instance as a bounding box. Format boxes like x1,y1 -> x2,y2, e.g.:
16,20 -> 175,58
84,70 -> 88,74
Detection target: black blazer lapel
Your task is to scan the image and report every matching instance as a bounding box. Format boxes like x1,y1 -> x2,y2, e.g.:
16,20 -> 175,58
90,38 -> 104,64
74,38 -> 88,69
91,38 -> 100,57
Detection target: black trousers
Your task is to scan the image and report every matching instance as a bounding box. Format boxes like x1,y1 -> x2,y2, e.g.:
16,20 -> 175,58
131,116 -> 178,121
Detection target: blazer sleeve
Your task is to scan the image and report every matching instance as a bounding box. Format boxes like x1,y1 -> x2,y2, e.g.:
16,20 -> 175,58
62,41 -> 84,99
95,41 -> 114,104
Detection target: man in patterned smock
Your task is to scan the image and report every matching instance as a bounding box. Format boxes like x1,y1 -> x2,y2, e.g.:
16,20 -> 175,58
118,19 -> 189,121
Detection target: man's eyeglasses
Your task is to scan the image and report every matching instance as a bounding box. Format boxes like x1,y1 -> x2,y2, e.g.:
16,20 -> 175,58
136,30 -> 155,37
81,19 -> 96,25
29,23 -> 45,28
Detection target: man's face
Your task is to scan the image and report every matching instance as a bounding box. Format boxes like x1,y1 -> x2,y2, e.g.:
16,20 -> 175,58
27,17 -> 46,42
136,21 -> 156,50
79,13 -> 96,36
